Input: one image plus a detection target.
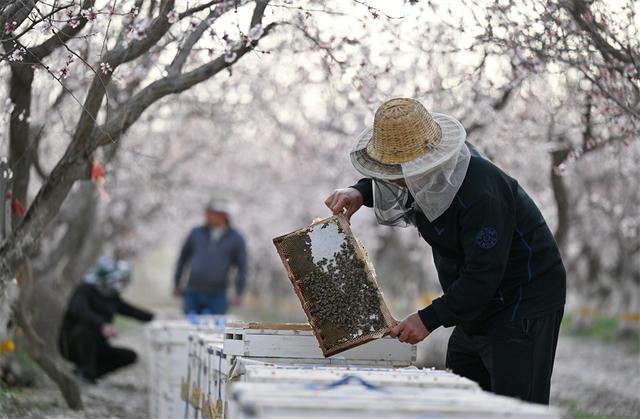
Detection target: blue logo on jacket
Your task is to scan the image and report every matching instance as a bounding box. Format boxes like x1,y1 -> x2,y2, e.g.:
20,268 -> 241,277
476,227 -> 497,249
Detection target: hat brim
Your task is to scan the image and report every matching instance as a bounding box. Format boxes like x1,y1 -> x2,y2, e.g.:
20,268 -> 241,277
350,113 -> 466,180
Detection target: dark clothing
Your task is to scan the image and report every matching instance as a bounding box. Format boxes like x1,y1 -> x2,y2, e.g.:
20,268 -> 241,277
350,142 -> 566,404
446,309 -> 563,404
62,326 -> 137,380
350,143 -> 566,335
175,225 -> 248,295
58,283 -> 153,379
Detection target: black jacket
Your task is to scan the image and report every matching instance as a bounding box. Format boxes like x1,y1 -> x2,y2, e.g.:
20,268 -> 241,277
60,283 -> 153,337
351,144 -> 566,334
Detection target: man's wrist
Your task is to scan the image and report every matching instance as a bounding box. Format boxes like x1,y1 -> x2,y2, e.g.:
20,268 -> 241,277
417,305 -> 442,333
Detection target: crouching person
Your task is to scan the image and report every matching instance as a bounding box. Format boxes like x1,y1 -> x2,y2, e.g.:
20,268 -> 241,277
58,256 -> 153,383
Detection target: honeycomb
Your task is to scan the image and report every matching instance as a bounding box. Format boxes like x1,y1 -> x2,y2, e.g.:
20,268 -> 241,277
273,215 -> 395,356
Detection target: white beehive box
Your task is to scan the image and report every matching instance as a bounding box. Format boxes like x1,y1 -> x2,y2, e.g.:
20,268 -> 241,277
227,382 -> 563,419
145,316 -> 230,419
185,333 -> 224,419
237,363 -> 479,391
207,322 -> 415,418
223,322 -> 415,365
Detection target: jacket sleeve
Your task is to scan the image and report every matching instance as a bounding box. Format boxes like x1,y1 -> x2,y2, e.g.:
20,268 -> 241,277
174,230 -> 194,288
66,286 -> 105,329
349,178 -> 373,207
418,195 -> 515,332
117,298 -> 154,322
233,234 -> 248,296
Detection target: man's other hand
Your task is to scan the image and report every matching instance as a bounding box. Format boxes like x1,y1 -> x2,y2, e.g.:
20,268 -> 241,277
389,313 -> 430,344
101,324 -> 117,339
324,188 -> 364,220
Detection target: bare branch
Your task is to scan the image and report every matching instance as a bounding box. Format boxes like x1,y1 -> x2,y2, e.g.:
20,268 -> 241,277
106,0 -> 175,66
96,21 -> 278,146
250,0 -> 269,28
167,8 -> 219,75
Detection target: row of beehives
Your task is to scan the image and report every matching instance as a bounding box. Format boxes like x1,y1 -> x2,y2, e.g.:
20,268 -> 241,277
146,318 -> 562,419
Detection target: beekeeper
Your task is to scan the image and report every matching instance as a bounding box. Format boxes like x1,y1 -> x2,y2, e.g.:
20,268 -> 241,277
58,256 -> 153,383
174,196 -> 248,314
325,98 -> 566,404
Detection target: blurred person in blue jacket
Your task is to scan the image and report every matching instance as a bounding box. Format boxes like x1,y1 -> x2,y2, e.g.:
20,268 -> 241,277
59,256 -> 154,383
174,197 -> 248,314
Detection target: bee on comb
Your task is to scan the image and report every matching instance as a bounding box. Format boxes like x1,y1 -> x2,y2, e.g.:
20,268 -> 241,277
273,215 -> 395,357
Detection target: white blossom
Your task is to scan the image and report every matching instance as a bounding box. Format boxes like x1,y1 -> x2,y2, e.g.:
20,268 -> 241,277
248,24 -> 263,41
8,47 -> 25,62
100,62 -> 113,74
3,99 -> 15,115
40,20 -> 55,34
224,50 -> 237,63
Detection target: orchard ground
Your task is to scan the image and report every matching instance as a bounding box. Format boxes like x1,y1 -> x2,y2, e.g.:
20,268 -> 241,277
1,304 -> 638,419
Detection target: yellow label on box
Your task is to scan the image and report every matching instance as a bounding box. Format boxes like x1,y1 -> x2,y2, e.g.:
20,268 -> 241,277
190,383 -> 201,408
180,377 -> 189,402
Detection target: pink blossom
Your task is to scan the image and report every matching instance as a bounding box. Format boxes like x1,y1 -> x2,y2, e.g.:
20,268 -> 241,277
81,7 -> 98,21
3,21 -> 17,34
59,67 -> 70,79
167,10 -> 179,24
68,17 -> 80,28
553,163 -> 567,176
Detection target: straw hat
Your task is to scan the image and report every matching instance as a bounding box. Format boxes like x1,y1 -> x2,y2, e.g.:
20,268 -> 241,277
350,98 -> 466,180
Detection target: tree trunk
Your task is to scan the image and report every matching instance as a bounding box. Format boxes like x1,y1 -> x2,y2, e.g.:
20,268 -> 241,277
550,148 -> 571,254
29,183 -> 103,347
14,263 -> 82,409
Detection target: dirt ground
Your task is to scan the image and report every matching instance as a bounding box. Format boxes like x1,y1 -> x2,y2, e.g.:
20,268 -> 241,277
0,325 -> 149,419
1,323 -> 638,419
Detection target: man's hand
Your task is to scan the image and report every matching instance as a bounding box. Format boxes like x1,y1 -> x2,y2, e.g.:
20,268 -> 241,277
101,324 -> 117,339
324,188 -> 364,220
389,313 -> 430,344
232,295 -> 242,307
173,288 -> 182,297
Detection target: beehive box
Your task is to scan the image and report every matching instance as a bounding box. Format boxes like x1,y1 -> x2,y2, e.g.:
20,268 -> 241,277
145,316 -> 230,419
273,215 -> 396,357
185,333 -> 225,419
227,382 -> 563,419
213,322 -> 415,418
237,364 -> 479,391
223,322 -> 414,364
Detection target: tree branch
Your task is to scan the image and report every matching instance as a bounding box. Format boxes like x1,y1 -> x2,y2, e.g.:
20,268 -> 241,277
167,8 -> 219,75
95,21 -> 278,146
250,0 -> 269,28
29,0 -> 95,60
